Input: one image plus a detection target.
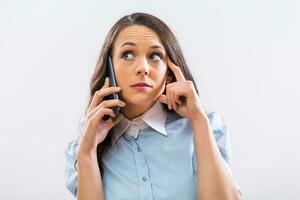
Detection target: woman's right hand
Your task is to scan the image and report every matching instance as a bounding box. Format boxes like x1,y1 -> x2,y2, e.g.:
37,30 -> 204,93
77,77 -> 126,157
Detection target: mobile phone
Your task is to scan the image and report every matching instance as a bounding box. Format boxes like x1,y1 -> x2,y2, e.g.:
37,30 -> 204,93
102,56 -> 121,121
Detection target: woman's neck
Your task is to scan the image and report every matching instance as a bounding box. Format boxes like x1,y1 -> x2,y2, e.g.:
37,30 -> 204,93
121,101 -> 156,120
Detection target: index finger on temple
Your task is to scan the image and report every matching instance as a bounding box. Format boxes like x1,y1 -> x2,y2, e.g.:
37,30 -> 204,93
167,57 -> 186,82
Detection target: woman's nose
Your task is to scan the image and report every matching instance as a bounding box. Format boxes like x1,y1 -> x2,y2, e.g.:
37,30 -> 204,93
136,58 -> 150,76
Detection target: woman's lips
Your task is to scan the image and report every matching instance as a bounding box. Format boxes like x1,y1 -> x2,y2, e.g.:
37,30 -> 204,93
130,85 -> 152,91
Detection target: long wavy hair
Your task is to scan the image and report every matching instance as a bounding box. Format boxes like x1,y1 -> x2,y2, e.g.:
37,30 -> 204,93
79,12 -> 205,175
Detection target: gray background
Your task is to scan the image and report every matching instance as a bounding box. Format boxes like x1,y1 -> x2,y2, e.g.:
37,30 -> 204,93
0,0 -> 299,199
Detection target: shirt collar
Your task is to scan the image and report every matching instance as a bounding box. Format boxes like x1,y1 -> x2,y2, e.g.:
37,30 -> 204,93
110,101 -> 168,145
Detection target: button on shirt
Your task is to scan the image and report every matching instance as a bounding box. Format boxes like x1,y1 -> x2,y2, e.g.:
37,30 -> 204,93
64,101 -> 241,199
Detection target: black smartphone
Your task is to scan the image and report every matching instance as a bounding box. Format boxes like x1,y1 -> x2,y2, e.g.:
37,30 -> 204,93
102,56 -> 122,121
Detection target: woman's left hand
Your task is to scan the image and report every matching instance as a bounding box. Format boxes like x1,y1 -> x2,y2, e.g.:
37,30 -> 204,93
157,57 -> 207,122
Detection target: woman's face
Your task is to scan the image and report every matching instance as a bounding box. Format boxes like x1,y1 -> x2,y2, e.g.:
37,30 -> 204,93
112,25 -> 169,107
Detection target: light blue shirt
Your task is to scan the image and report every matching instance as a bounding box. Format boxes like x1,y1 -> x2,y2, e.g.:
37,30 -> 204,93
64,101 -> 240,199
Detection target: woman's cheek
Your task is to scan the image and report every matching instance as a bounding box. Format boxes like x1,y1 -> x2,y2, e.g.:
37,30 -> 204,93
156,78 -> 166,96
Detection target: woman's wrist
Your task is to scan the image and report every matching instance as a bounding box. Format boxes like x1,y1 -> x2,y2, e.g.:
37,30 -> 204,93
75,147 -> 98,170
77,149 -> 98,161
189,112 -> 209,126
77,143 -> 97,159
76,152 -> 99,171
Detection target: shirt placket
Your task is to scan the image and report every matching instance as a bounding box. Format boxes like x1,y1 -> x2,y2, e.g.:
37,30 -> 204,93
129,124 -> 153,200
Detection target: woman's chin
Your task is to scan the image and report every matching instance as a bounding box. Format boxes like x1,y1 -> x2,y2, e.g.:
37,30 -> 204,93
123,96 -> 156,106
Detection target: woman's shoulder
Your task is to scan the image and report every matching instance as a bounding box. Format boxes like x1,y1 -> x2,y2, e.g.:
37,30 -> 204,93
205,110 -> 228,132
166,109 -> 226,129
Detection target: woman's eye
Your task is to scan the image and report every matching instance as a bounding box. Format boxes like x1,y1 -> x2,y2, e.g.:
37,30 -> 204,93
121,51 -> 163,61
122,51 -> 134,60
149,53 -> 162,61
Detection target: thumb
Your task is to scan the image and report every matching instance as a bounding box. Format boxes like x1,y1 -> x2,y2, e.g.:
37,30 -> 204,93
157,94 -> 168,105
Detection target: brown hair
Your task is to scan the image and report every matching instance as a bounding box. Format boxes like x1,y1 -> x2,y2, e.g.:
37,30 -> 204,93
80,12 -> 204,175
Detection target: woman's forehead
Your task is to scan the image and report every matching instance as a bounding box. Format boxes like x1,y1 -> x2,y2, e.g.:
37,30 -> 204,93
113,25 -> 164,49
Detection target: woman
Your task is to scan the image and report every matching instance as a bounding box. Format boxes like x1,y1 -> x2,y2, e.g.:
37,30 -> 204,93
65,12 -> 242,200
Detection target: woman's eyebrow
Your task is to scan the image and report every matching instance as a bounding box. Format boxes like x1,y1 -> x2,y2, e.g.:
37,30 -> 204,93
120,42 -> 165,51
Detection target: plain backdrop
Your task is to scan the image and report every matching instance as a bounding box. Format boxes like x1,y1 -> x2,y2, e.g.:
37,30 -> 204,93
0,0 -> 299,199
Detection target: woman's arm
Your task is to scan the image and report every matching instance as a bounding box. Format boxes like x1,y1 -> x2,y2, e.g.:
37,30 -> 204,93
76,151 -> 105,200
157,57 -> 241,199
71,77 -> 125,200
191,115 -> 241,200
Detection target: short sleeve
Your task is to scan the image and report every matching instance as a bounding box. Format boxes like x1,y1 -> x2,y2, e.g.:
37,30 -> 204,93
192,112 -> 231,171
192,112 -> 242,196
64,134 -> 80,198
209,112 -> 231,164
